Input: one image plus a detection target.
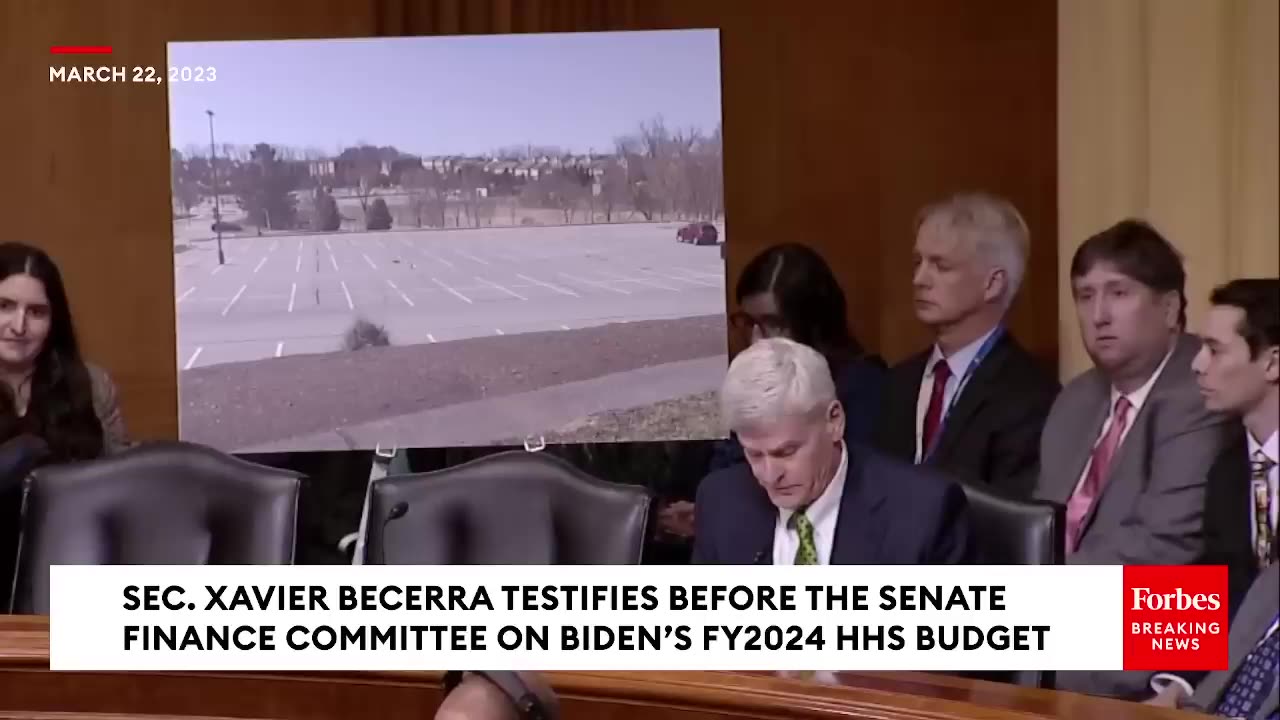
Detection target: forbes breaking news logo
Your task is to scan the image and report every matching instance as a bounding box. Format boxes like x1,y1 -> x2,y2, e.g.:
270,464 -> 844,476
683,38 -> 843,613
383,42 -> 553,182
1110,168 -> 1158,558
1123,565 -> 1228,671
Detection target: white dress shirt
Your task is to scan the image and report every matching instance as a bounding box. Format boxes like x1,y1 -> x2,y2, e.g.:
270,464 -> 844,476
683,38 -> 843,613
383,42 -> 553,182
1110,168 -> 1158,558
773,443 -> 848,566
1248,430 -> 1279,549
913,326 -> 1000,462
1069,346 -> 1175,496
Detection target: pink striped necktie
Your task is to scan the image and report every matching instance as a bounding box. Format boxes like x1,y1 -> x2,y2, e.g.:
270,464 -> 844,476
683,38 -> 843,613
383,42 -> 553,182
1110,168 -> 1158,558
1065,395 -> 1132,554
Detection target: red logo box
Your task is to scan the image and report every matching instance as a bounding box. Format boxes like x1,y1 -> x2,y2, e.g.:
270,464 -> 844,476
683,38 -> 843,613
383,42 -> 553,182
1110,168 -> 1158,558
1123,565 -> 1228,671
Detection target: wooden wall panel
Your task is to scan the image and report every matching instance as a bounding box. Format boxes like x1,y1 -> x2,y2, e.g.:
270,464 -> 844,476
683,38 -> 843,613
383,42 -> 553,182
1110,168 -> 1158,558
1,0 -> 1057,440
0,0 -> 381,440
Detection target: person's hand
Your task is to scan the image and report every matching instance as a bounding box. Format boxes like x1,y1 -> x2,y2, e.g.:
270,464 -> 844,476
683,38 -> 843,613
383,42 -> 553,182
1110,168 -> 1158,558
1143,682 -> 1189,709
656,500 -> 696,539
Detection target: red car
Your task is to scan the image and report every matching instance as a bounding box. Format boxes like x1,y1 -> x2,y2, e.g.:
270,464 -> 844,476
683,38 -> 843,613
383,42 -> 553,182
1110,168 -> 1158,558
676,222 -> 719,245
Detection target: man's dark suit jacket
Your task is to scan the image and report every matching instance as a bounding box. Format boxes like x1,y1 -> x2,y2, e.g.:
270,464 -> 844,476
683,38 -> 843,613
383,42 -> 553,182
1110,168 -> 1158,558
1202,430 -> 1277,619
692,444 -> 976,564
874,332 -> 1059,498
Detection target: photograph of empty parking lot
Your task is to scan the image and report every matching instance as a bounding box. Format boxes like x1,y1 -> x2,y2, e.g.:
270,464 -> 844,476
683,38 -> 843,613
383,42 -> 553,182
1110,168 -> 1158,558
167,31 -> 726,452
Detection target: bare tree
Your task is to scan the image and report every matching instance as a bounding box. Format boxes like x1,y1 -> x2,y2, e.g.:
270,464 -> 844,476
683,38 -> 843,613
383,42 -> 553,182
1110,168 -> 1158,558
402,167 -> 428,228
458,163 -> 487,228
599,158 -> 628,223
338,145 -> 384,216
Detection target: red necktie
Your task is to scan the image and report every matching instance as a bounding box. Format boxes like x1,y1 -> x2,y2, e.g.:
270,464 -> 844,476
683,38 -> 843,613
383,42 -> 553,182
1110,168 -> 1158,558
1066,396 -> 1133,553
920,359 -> 952,459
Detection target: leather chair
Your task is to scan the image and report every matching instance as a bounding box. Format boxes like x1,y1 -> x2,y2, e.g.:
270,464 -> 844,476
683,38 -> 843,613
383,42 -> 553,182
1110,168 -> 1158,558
0,436 -> 50,613
10,441 -> 304,614
960,483 -> 1065,566
362,450 -> 652,564
958,482 -> 1065,689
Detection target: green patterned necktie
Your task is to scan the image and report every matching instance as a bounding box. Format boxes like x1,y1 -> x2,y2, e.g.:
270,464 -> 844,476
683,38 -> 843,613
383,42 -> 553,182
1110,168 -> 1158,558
790,510 -> 818,565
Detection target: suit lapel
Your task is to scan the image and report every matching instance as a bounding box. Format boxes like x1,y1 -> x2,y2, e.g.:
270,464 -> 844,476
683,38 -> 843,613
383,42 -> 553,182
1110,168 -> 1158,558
930,335 -> 1012,462
830,449 -> 887,564
1219,436 -> 1254,560
741,469 -> 779,564
890,352 -> 930,460
1055,376 -> 1111,503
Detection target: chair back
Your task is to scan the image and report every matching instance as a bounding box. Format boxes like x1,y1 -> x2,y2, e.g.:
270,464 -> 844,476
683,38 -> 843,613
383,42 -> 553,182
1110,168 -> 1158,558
11,441 -> 303,614
958,482 -> 1064,688
363,450 -> 651,565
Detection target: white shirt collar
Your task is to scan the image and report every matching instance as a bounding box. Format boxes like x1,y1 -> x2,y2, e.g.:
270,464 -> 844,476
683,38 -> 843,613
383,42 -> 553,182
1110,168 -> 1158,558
779,442 -> 848,530
927,325 -> 1000,378
1248,430 -> 1279,465
1109,343 -> 1175,415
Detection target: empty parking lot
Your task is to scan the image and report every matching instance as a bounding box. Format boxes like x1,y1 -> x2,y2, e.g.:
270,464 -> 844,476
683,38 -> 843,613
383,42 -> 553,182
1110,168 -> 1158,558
175,222 -> 727,370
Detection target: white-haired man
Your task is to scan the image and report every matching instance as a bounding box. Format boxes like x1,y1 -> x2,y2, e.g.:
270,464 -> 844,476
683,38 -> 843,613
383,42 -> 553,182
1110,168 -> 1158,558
693,337 -> 975,565
875,193 -> 1059,499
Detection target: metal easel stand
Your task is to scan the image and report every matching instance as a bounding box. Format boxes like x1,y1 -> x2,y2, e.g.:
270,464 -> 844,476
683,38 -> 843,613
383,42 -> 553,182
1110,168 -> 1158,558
338,442 -> 407,564
336,435 -> 545,564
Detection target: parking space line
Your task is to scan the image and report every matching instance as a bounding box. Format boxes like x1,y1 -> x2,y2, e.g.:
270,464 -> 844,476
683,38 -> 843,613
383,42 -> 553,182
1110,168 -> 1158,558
340,281 -> 355,310
475,276 -> 527,300
211,265 -> 224,276
560,324 -> 570,330
330,253 -> 339,271
455,249 -> 489,266
677,267 -> 723,280
288,282 -> 297,312
183,347 -> 203,370
642,268 -> 716,287
596,270 -> 679,291
324,238 -> 333,252
495,328 -> 504,335
516,273 -> 579,297
295,254 -> 301,273
432,277 -> 472,304
363,253 -> 378,270
426,251 -> 455,270
253,256 -> 268,273
557,272 -> 630,295
387,279 -> 415,307
427,333 -> 436,342
221,285 -> 247,316
176,287 -> 196,303
275,342 -> 284,358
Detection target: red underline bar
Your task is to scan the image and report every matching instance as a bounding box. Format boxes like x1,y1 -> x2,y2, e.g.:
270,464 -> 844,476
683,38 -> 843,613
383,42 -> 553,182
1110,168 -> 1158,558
50,46 -> 113,55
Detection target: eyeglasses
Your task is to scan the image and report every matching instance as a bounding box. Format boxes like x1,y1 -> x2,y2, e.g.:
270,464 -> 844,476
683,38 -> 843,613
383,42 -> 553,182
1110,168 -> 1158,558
729,311 -> 788,338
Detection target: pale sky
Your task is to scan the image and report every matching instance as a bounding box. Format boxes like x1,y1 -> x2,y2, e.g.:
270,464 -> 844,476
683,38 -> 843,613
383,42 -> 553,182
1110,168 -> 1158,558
168,30 -> 722,157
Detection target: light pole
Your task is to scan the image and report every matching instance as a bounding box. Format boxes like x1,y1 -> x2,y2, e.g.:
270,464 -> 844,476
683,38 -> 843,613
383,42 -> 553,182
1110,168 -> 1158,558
206,109 -> 225,265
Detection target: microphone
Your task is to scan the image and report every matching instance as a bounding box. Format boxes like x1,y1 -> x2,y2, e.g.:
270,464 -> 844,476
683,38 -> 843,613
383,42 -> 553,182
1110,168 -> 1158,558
0,435 -> 50,494
375,501 -> 409,565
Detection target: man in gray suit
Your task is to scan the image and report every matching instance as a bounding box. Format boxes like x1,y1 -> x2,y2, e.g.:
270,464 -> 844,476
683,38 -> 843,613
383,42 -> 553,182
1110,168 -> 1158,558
1037,220 -> 1233,698
1146,563 -> 1279,718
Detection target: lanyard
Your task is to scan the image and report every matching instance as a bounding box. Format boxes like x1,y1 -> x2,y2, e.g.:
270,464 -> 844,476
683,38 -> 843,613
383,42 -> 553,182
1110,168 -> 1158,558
923,327 -> 1004,462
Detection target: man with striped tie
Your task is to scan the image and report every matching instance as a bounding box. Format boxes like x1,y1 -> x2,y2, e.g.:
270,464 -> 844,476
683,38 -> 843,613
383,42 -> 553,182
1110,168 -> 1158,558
692,337 -> 975,566
1146,278 -> 1279,715
1194,279 -> 1280,617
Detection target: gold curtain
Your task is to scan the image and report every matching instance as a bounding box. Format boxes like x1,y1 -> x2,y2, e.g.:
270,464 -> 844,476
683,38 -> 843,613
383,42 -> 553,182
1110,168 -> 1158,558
1058,0 -> 1279,379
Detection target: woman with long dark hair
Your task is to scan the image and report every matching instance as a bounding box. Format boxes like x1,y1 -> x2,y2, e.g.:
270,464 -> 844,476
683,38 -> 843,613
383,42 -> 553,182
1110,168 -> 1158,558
0,242 -> 129,609
0,242 -> 128,459
711,243 -> 886,469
